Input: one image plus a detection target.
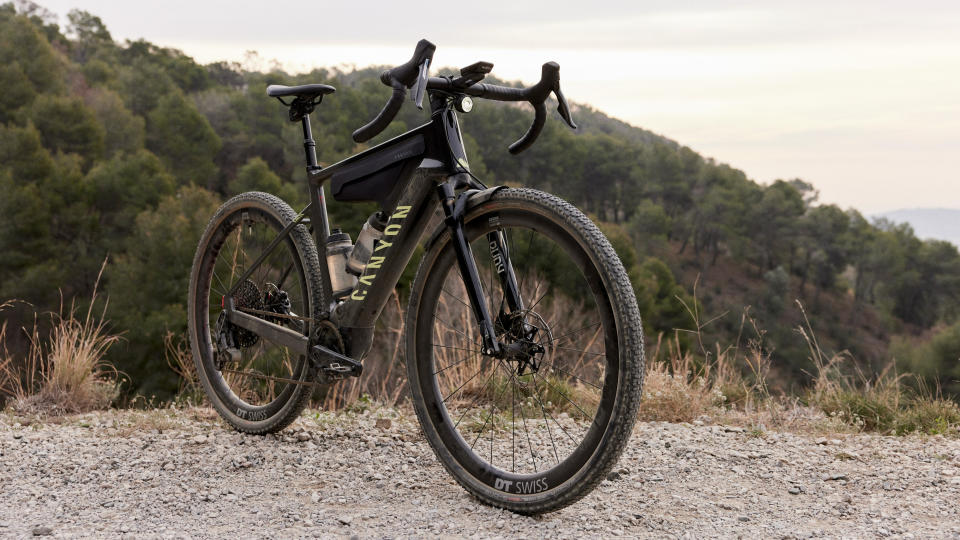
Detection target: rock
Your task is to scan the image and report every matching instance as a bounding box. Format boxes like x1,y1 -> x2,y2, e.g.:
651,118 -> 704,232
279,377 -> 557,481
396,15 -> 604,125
738,516 -> 750,522
823,473 -> 847,481
338,516 -> 353,525
32,526 -> 53,536
191,435 -> 207,444
788,486 -> 802,495
297,432 -> 311,442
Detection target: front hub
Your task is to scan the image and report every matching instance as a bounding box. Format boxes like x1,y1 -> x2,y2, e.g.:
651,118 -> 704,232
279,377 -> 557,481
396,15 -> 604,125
495,309 -> 551,376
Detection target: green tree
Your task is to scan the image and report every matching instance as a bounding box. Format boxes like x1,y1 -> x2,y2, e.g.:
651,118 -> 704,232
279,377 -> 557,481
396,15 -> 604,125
0,9 -> 62,95
84,88 -> 145,157
228,156 -> 302,207
28,94 -> 105,167
85,150 -> 176,245
146,92 -> 221,186
66,9 -> 113,63
109,186 -> 221,397
0,62 -> 36,121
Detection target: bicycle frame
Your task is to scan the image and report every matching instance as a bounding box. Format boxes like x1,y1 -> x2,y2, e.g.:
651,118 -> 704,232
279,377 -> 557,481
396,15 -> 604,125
223,93 -> 521,364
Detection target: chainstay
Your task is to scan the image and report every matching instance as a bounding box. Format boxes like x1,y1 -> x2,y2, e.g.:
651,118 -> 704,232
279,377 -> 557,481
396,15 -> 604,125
236,306 -> 315,322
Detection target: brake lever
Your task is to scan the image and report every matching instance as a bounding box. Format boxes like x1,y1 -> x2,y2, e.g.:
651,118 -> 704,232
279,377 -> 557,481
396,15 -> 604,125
412,58 -> 430,110
554,86 -> 577,129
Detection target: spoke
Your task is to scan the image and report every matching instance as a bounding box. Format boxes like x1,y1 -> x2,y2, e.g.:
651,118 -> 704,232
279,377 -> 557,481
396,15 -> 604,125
526,240 -> 558,309
452,364 -> 500,430
545,364 -> 603,391
433,352 -> 480,376
212,270 -> 230,299
534,371 -> 593,421
554,346 -> 606,358
469,373 -> 511,452
441,287 -> 473,313
276,262 -> 293,291
528,286 -> 551,312
549,321 -> 601,346
433,315 -> 479,344
511,369 -> 516,473
432,343 -> 485,355
517,379 -> 537,473
493,361 -> 561,469
530,373 -> 563,462
442,364 -> 486,404
228,227 -> 243,285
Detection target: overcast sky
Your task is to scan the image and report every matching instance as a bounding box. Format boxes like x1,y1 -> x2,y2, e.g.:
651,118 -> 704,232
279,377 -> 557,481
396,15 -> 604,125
36,1 -> 960,214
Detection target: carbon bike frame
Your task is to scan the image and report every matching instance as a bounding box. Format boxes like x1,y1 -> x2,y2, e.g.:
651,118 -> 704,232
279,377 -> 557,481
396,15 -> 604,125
221,93 -> 520,369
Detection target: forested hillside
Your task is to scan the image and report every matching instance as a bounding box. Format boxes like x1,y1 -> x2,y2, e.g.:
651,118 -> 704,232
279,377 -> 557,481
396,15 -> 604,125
1,4 -> 959,400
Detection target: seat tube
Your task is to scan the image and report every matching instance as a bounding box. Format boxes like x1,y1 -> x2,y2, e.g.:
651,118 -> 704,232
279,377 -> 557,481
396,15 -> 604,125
302,115 -> 331,241
437,179 -> 501,356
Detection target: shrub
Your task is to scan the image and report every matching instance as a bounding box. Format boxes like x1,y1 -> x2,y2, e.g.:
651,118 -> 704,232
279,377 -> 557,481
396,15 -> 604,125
0,263 -> 121,414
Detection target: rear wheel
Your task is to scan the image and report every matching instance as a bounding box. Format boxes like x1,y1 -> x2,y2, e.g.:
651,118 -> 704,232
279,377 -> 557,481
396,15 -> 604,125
188,192 -> 325,434
406,188 -> 644,513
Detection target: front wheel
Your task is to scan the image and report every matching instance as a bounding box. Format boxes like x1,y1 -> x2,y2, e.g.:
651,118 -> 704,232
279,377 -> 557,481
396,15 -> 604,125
406,188 -> 644,513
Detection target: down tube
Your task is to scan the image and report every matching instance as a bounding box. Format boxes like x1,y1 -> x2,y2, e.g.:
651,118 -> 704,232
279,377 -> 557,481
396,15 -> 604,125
333,170 -> 441,359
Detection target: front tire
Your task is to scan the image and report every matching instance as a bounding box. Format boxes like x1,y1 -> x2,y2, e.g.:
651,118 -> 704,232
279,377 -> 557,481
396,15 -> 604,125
405,188 -> 644,513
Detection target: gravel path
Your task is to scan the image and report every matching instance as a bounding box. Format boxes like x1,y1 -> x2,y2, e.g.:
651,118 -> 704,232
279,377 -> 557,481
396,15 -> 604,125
2,407 -> 960,539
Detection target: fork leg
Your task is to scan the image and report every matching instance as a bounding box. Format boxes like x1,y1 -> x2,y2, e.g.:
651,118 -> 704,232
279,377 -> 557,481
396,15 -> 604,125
485,229 -> 524,314
436,180 -> 501,357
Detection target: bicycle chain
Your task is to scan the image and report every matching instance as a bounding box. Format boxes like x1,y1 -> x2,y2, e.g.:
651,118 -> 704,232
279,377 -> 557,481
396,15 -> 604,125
218,368 -> 326,389
218,320 -> 349,388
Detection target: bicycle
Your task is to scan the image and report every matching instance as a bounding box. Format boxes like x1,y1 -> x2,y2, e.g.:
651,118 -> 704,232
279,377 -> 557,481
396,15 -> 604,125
188,39 -> 645,513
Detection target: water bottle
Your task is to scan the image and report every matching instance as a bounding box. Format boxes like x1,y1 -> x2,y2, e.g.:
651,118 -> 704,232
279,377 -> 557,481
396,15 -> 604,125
326,229 -> 357,298
346,212 -> 388,275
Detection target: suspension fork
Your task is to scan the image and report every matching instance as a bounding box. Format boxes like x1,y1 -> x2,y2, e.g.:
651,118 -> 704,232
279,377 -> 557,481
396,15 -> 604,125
437,179 -> 503,357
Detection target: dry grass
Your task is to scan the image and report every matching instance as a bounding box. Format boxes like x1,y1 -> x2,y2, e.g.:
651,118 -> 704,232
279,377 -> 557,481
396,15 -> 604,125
635,293 -> 960,437
797,301 -> 960,435
0,262 -> 121,415
639,281 -> 772,423
164,331 -> 203,404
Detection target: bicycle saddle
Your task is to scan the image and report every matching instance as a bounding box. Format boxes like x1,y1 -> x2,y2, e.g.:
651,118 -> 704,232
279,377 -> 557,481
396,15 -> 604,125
266,83 -> 336,99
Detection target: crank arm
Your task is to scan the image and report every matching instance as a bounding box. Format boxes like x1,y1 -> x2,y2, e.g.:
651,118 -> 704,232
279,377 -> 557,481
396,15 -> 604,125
312,344 -> 363,377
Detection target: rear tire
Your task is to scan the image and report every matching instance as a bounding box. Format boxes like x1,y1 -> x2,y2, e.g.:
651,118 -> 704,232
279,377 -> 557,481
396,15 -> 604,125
188,192 -> 325,434
405,188 -> 644,513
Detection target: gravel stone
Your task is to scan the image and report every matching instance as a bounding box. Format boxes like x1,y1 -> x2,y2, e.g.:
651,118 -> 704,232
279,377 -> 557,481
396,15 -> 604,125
2,408 -> 959,538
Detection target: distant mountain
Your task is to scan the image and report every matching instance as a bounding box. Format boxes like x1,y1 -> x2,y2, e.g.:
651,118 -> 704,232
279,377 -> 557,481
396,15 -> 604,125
876,208 -> 960,246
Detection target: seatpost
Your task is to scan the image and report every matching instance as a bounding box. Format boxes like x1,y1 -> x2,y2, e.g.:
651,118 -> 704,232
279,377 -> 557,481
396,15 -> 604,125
301,115 -> 319,169
301,114 -> 332,244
